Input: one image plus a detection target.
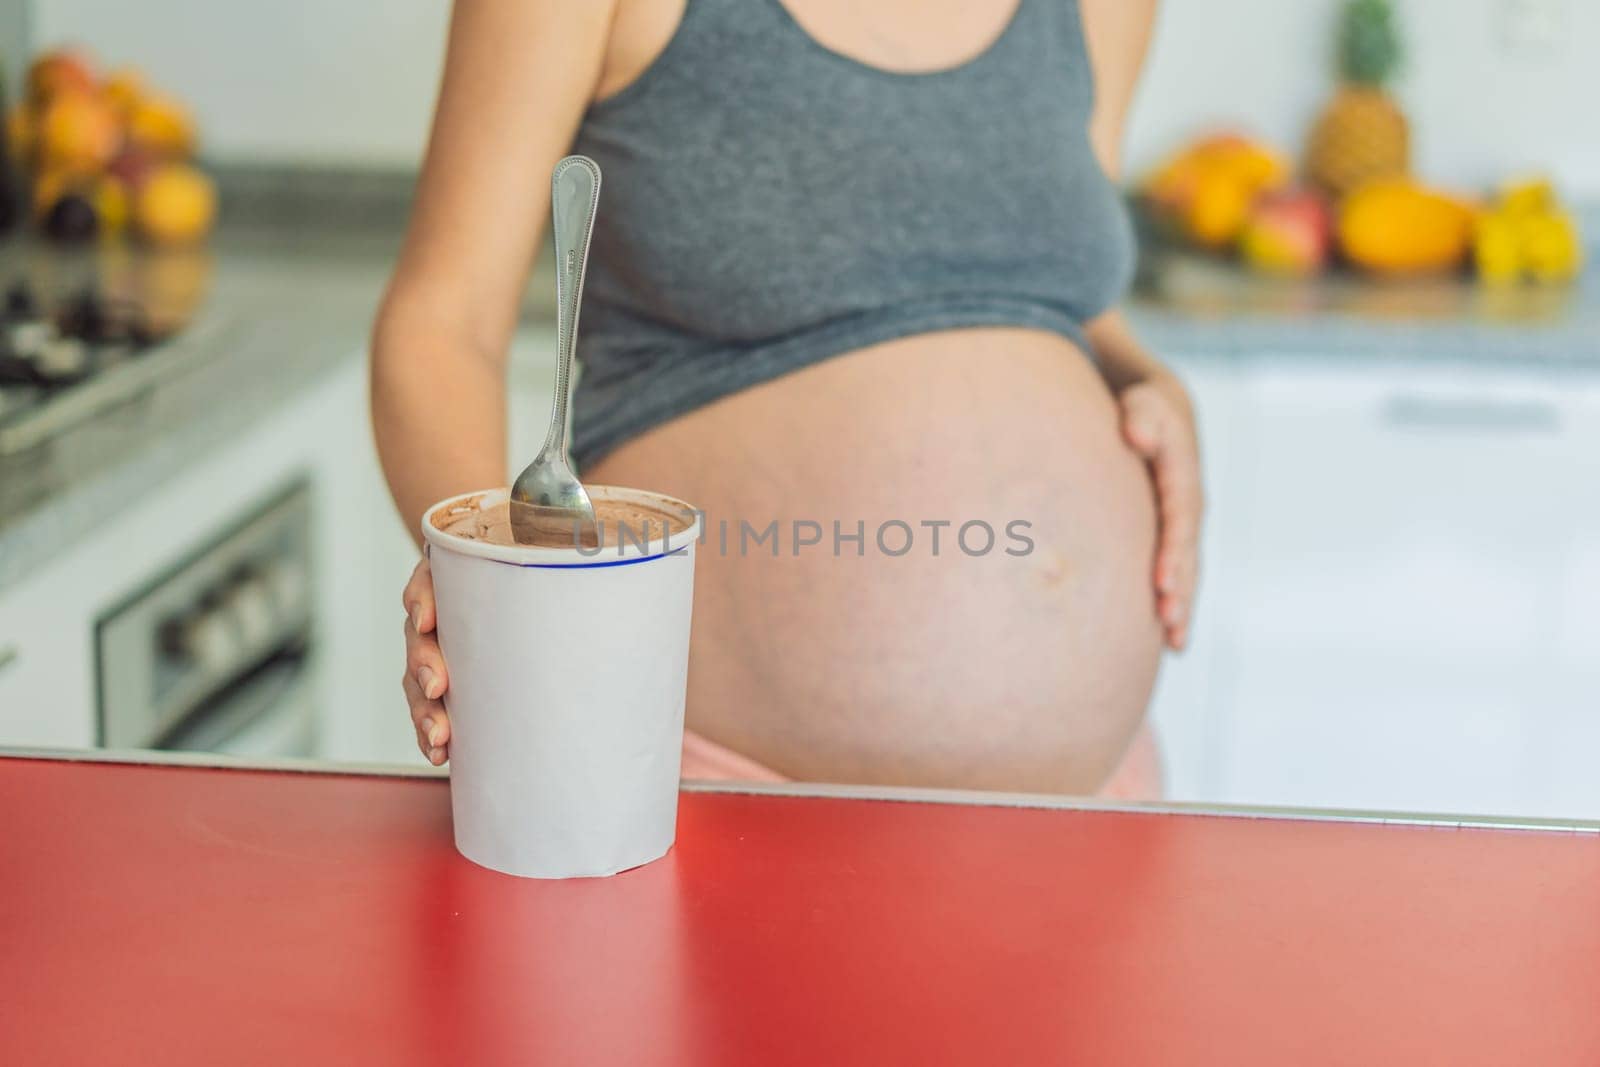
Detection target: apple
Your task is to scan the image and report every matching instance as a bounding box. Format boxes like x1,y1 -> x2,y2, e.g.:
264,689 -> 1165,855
1238,187 -> 1334,276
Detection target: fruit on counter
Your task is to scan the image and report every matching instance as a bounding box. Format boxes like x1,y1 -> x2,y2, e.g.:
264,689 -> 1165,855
1305,0 -> 1409,198
107,144 -> 158,189
99,67 -> 145,121
35,89 -> 120,174
1238,188 -> 1334,277
8,45 -> 214,246
1142,133 -> 1289,249
1498,179 -> 1557,218
1179,169 -> 1254,249
25,50 -> 96,106
1471,216 -> 1520,284
126,93 -> 197,159
1521,215 -> 1584,283
91,174 -> 132,237
1473,179 -> 1584,285
1337,177 -> 1475,276
134,163 -> 216,246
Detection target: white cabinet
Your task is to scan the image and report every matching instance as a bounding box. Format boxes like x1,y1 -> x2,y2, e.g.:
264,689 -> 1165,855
1207,361 -> 1600,816
1143,354 -> 1255,801
0,353 -> 383,754
0,556 -> 96,748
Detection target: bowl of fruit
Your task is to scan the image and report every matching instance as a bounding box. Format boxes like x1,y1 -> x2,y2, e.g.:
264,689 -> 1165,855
4,47 -> 217,247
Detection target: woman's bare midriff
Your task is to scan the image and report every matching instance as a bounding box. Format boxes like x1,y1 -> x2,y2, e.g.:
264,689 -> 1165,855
585,328 -> 1163,794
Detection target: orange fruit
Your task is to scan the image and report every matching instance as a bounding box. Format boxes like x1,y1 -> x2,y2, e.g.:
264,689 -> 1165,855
26,50 -> 96,106
1182,170 -> 1253,249
1201,140 -> 1288,193
36,90 -> 121,175
1338,178 -> 1474,275
100,67 -> 148,121
127,94 -> 196,159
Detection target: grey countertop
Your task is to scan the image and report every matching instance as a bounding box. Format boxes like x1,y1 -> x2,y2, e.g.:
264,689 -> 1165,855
1,219 -> 1597,594
0,225 -> 399,592
1127,248 -> 1600,369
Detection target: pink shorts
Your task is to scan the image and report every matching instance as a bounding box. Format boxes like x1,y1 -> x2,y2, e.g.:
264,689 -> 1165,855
680,723 -> 1164,801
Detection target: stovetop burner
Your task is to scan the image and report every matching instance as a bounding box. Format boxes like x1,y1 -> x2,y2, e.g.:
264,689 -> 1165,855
0,278 -> 209,454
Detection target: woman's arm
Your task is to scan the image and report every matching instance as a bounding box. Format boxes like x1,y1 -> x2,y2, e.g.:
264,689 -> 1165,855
1077,0 -> 1204,651
371,0 -> 619,541
377,0 -> 619,765
1078,0 -> 1159,392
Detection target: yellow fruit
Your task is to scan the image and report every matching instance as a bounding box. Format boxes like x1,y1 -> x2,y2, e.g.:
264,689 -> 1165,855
127,95 -> 196,158
36,90 -> 121,175
1183,170 -> 1254,249
100,67 -> 147,119
1496,178 -> 1555,218
1473,215 -> 1522,285
92,176 -> 132,237
1465,214 -> 1516,283
1206,140 -> 1289,192
1306,86 -> 1410,198
1338,178 -> 1474,275
1143,133 -> 1288,252
1521,213 -> 1582,283
135,164 -> 217,246
1471,178 -> 1585,285
1146,135 -> 1287,199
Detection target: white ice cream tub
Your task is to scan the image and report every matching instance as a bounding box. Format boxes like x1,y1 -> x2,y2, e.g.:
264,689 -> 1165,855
422,486 -> 701,878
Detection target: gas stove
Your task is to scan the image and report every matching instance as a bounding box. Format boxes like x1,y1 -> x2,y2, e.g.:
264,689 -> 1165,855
0,280 -> 214,454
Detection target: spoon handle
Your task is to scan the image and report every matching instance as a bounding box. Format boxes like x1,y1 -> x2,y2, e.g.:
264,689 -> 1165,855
541,155 -> 602,463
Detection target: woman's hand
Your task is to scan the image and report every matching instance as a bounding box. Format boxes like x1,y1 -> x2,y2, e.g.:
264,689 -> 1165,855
1118,372 -> 1204,651
402,556 -> 451,765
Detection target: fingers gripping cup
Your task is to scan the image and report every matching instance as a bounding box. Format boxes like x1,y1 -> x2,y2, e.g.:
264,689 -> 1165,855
422,486 -> 702,878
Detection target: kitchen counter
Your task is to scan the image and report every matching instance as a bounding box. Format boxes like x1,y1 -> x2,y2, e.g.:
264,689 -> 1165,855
2,215 -> 1597,593
0,225 -> 396,592
1128,247 -> 1600,367
3,749 -> 1599,1065
0,218 -> 559,594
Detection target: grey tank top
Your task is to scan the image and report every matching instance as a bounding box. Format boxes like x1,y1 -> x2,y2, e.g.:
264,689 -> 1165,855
569,0 -> 1136,469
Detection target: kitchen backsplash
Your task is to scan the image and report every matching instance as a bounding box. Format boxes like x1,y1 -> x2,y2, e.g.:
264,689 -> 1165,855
22,0 -> 1600,197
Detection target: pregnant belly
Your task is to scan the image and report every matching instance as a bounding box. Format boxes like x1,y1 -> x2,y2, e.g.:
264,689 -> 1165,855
586,327 -> 1163,793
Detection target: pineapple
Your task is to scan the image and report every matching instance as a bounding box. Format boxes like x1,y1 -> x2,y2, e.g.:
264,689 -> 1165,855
1305,0 -> 1409,198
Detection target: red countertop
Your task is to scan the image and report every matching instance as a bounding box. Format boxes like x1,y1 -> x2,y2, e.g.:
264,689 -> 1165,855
3,754 -> 1599,1066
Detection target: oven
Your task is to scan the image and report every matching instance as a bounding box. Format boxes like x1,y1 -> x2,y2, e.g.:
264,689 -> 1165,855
95,482 -> 317,757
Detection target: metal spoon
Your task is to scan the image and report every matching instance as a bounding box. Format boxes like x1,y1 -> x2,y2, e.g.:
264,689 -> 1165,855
511,155 -> 602,547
